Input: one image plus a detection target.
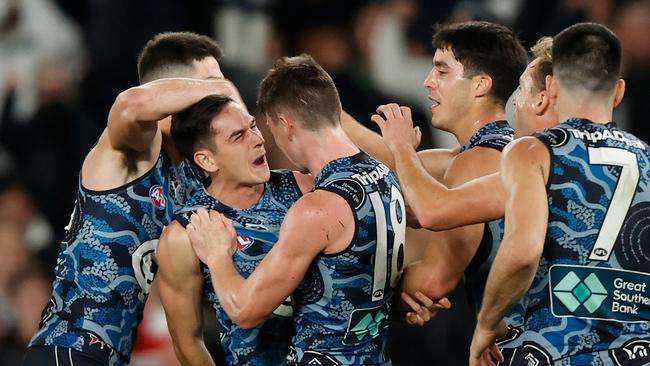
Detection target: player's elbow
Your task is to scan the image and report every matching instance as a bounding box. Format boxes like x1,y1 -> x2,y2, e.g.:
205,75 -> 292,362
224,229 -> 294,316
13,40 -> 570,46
503,236 -> 544,271
229,308 -> 264,329
227,297 -> 265,329
404,265 -> 458,299
417,210 -> 451,232
112,87 -> 150,124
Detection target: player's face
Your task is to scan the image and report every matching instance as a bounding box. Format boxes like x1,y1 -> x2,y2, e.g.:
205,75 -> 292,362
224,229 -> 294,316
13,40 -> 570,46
264,115 -> 305,171
190,57 -> 224,79
423,48 -> 473,132
210,102 -> 270,185
513,58 -> 542,137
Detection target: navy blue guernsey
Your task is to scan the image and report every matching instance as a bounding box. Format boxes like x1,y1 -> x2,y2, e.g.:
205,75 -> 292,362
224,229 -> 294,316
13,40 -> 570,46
501,118 -> 650,366
29,153 -> 205,365
175,170 -> 302,366
459,120 -> 514,154
288,151 -> 405,366
461,121 -> 514,314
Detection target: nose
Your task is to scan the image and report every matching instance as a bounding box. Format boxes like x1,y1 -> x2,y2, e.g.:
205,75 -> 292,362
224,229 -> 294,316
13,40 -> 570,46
423,68 -> 436,90
252,127 -> 265,147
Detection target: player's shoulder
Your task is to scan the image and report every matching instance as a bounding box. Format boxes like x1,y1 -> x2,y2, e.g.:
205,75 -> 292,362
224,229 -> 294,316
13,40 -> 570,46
444,145 -> 502,186
288,190 -> 348,222
502,136 -> 550,164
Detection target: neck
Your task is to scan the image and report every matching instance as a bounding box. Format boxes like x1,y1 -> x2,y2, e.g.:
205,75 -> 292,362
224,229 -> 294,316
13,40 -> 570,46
452,102 -> 505,146
207,176 -> 265,209
299,126 -> 360,175
556,87 -> 614,124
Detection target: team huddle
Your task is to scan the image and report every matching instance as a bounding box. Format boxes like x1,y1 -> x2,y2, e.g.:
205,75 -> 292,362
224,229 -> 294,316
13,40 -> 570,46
19,19 -> 650,366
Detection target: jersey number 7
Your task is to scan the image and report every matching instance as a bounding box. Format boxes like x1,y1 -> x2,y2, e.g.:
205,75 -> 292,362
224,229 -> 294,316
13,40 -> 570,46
587,147 -> 640,262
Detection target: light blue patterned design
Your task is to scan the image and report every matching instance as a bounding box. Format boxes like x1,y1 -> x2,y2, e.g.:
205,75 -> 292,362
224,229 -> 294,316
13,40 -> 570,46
29,154 -> 204,365
175,169 -> 302,366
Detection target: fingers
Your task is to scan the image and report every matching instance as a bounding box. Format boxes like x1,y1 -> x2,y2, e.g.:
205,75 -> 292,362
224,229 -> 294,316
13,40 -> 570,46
370,114 -> 387,127
376,104 -> 395,120
222,214 -> 237,236
435,296 -> 452,310
399,106 -> 412,122
413,291 -> 434,308
488,343 -> 504,363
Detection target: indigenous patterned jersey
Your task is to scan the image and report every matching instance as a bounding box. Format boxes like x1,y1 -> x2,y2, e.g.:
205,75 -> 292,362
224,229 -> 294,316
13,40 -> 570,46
29,153 -> 204,365
175,170 -> 302,366
502,118 -> 650,366
461,120 -> 514,314
459,120 -> 514,154
288,151 -> 405,366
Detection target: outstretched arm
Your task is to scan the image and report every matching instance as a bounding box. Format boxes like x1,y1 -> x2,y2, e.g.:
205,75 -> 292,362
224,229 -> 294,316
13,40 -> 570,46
107,78 -> 241,153
469,137 -> 550,365
372,103 -> 505,230
186,191 -> 352,329
158,222 -> 215,366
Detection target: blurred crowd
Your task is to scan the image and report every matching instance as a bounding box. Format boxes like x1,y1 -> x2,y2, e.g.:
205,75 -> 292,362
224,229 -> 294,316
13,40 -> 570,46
0,0 -> 649,364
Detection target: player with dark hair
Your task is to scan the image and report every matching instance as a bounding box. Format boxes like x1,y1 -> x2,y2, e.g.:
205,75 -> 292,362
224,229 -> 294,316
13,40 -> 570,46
156,94 -> 312,365
371,21 -> 527,321
23,32 -> 242,366
186,55 -> 405,365
470,23 -> 649,365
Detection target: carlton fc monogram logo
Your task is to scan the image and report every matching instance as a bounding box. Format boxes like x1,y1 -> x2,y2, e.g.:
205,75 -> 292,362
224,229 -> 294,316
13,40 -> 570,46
149,185 -> 166,209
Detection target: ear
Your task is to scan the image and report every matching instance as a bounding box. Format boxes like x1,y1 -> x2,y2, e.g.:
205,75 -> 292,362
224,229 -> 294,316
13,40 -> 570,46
473,74 -> 493,98
534,90 -> 550,116
278,112 -> 296,140
545,75 -> 557,100
613,78 -> 625,108
193,149 -> 218,174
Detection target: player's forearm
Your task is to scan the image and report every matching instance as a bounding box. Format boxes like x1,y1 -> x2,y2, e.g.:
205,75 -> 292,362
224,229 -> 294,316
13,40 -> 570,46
171,337 -> 215,366
206,254 -> 262,328
476,237 -> 539,330
391,145 -> 452,229
127,78 -> 237,122
341,111 -> 395,169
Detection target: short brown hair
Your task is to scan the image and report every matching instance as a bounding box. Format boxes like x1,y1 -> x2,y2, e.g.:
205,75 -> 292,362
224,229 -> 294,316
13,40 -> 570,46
529,37 -> 553,92
137,32 -> 223,84
257,54 -> 340,131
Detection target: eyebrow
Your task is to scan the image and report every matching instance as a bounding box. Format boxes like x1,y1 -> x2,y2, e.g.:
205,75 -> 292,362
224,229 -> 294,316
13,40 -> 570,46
434,60 -> 448,68
228,118 -> 256,140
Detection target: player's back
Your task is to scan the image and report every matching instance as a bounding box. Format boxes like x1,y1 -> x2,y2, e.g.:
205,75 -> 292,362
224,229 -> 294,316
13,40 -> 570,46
289,151 -> 405,366
175,169 -> 302,365
29,153 -> 204,365
508,118 -> 650,365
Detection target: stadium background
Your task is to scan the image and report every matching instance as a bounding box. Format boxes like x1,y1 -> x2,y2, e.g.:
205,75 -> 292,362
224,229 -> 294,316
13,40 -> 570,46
0,0 -> 648,364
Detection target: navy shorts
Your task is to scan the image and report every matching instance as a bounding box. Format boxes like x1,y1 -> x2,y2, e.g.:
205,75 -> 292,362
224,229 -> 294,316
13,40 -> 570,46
22,346 -> 110,366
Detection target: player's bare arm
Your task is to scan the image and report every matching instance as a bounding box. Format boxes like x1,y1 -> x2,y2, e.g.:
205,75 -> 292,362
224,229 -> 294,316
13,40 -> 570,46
341,109 -> 458,179
83,78 -> 240,190
186,190 -> 353,329
157,221 -> 215,366
469,137 -> 550,365
401,146 -> 501,301
372,103 -> 505,230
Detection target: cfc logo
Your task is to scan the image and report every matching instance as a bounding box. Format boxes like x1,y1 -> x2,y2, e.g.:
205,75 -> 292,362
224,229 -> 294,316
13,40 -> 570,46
149,185 -> 166,209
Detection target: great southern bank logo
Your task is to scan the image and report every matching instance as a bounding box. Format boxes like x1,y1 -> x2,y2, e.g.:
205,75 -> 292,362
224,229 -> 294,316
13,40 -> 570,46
553,271 -> 608,314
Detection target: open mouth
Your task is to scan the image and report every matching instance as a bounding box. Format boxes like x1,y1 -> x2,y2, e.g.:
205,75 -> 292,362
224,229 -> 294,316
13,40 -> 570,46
430,98 -> 440,109
252,155 -> 267,167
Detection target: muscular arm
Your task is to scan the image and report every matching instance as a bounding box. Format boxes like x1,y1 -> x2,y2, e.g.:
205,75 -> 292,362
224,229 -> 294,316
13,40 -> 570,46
471,137 -> 550,361
107,78 -> 240,153
158,222 -> 215,366
187,191 -> 353,329
341,110 -> 453,178
402,148 -> 503,299
372,104 -> 505,230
